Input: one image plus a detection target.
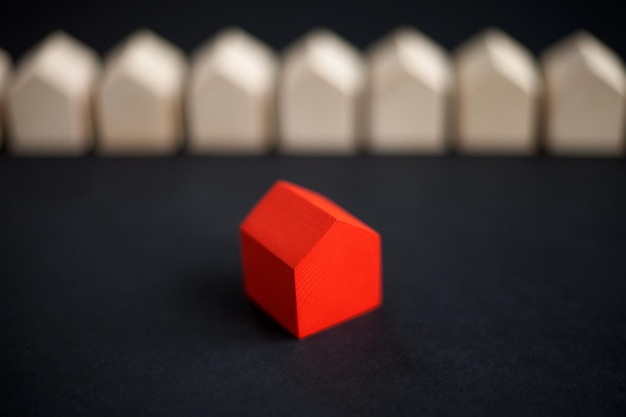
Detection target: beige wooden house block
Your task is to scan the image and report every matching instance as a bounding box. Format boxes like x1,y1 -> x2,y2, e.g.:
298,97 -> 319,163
455,29 -> 540,155
278,29 -> 365,155
542,31 -> 626,156
367,27 -> 451,154
6,32 -> 98,155
0,49 -> 11,147
187,28 -> 277,154
97,30 -> 186,155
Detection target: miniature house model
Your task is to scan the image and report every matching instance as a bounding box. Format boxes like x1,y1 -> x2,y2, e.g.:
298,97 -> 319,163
0,49 -> 11,147
187,27 -> 277,154
6,32 -> 98,155
278,29 -> 365,155
542,31 -> 626,156
240,180 -> 382,338
97,30 -> 186,155
455,29 -> 540,154
367,27 -> 451,154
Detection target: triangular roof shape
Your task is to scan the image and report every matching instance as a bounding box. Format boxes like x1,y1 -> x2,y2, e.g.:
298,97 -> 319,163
241,180 -> 373,268
369,27 -> 451,95
456,28 -> 538,96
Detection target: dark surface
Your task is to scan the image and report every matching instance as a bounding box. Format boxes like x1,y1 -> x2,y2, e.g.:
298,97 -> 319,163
0,156 -> 625,416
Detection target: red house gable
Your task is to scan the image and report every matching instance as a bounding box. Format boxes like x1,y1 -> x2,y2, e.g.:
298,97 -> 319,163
240,180 -> 382,339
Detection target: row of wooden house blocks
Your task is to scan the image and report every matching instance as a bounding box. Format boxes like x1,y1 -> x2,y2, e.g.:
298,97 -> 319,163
0,27 -> 624,156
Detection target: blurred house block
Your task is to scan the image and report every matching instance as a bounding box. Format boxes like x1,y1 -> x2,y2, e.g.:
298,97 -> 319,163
542,31 -> 626,156
6,32 -> 98,156
278,29 -> 364,155
187,28 -> 277,154
0,49 -> 11,147
455,29 -> 540,155
367,27 -> 451,154
97,30 -> 186,155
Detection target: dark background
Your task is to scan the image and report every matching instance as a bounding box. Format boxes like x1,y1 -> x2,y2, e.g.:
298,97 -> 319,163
1,1 -> 626,416
0,0 -> 625,59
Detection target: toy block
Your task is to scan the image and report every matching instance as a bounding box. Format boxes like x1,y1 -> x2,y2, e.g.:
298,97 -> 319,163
6,32 -> 98,156
541,31 -> 626,156
240,180 -> 381,339
278,29 -> 365,155
367,27 -> 452,154
96,30 -> 186,155
0,48 -> 11,146
454,28 -> 541,154
187,27 -> 277,154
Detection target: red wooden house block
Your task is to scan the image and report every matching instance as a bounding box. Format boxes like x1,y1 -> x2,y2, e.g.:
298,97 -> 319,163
240,180 -> 382,339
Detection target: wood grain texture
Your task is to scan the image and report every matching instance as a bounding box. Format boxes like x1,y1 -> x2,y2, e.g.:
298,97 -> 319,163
96,29 -> 186,155
187,27 -> 277,154
454,28 -> 540,155
278,29 -> 365,155
541,31 -> 626,156
240,180 -> 381,339
367,27 -> 451,154
6,32 -> 98,156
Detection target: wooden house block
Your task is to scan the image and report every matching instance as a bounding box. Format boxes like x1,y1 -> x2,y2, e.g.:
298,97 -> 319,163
187,28 -> 277,154
278,29 -> 365,155
6,32 -> 98,156
541,31 -> 626,156
0,48 -> 11,146
240,180 -> 382,338
97,30 -> 186,155
367,27 -> 452,154
454,29 -> 540,154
